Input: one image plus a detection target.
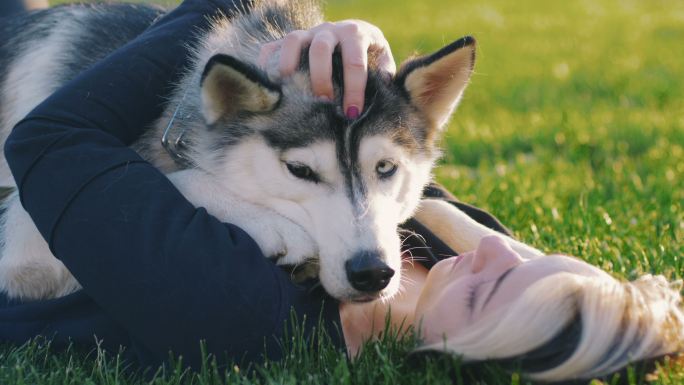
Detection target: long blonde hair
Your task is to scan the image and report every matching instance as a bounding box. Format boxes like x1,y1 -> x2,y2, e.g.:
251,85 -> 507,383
420,272 -> 684,382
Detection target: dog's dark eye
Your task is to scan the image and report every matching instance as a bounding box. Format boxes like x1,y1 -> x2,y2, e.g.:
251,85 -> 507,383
285,162 -> 319,183
376,160 -> 398,179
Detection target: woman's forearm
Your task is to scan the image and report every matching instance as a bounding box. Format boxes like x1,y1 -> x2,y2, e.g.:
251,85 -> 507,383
414,199 -> 544,259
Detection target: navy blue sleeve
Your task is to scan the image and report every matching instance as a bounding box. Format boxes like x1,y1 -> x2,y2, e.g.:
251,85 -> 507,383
4,0 -> 342,368
0,291 -> 132,355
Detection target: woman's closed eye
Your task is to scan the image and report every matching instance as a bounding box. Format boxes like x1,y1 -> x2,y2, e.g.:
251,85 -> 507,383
468,266 -> 518,314
466,281 -> 484,312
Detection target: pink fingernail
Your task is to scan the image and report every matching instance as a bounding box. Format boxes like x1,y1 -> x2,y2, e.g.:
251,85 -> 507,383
346,106 -> 360,119
318,95 -> 331,102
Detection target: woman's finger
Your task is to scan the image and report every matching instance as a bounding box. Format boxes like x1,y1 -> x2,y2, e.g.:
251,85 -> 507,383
308,30 -> 338,100
338,28 -> 369,118
370,36 -> 396,76
279,30 -> 313,76
269,20 -> 396,119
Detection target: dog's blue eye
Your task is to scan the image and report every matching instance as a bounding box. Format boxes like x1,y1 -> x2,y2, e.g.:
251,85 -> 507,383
285,162 -> 319,183
376,160 -> 397,179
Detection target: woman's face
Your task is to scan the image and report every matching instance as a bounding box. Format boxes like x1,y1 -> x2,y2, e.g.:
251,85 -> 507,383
414,236 -> 609,345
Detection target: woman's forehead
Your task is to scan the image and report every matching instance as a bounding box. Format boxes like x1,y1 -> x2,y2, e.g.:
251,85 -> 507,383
485,255 -> 606,304
522,254 -> 608,278
477,255 -> 603,316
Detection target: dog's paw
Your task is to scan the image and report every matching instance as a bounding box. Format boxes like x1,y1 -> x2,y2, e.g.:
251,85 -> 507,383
236,209 -> 319,265
167,170 -> 319,268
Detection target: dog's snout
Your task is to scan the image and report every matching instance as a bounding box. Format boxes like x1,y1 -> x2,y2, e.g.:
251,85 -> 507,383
345,251 -> 395,293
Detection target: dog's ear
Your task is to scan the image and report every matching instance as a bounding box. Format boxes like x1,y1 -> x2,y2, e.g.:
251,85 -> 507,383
395,36 -> 475,129
200,54 -> 281,125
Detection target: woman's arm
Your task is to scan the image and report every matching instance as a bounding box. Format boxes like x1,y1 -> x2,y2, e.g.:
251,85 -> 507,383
414,199 -> 544,259
4,0 -> 349,368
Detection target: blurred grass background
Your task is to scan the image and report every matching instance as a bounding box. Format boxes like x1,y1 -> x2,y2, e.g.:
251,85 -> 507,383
4,0 -> 683,384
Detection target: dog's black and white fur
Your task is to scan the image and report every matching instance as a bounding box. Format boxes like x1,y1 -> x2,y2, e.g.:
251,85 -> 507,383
0,0 -> 542,302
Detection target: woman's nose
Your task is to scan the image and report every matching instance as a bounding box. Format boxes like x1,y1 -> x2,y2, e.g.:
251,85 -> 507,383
471,235 -> 523,273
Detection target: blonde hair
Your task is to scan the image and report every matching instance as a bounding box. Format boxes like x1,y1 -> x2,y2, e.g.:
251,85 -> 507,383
420,272 -> 684,382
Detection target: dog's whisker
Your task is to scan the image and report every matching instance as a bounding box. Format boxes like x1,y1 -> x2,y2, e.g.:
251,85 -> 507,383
400,230 -> 428,245
402,246 -> 432,252
399,275 -> 417,287
402,258 -> 416,267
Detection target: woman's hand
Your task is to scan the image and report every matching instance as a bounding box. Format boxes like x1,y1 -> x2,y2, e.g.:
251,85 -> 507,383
258,20 -> 395,119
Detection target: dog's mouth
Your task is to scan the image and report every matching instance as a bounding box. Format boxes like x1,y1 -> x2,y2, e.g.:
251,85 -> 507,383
348,294 -> 381,303
346,285 -> 400,302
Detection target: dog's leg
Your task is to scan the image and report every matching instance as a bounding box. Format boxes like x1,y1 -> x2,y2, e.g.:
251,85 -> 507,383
413,199 -> 543,259
0,193 -> 81,299
167,170 -> 319,264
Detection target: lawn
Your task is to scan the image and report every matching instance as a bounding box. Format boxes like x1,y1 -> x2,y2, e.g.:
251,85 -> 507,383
3,0 -> 683,384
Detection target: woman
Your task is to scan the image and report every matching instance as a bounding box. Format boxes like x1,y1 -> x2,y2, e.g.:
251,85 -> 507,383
341,200 -> 684,383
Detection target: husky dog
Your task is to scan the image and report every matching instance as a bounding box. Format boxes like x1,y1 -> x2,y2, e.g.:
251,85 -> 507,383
0,0 -> 480,302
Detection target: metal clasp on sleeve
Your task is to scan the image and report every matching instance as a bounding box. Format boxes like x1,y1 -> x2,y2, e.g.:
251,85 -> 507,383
160,89 -> 193,168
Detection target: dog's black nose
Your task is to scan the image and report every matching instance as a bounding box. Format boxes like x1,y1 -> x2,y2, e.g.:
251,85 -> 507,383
345,251 -> 395,293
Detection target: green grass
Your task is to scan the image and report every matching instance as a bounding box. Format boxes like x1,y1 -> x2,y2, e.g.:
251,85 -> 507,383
6,0 -> 684,383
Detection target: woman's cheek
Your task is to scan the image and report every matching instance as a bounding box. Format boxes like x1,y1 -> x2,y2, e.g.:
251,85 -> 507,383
416,281 -> 471,343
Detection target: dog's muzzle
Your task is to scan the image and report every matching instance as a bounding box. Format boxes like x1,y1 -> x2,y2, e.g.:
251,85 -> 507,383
345,251 -> 395,294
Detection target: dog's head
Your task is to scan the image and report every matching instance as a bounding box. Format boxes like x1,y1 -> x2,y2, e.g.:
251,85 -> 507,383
190,37 -> 475,301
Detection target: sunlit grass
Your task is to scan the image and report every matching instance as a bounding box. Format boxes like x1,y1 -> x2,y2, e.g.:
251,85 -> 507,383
7,0 -> 684,383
